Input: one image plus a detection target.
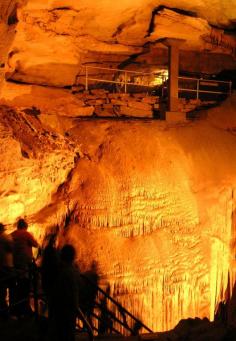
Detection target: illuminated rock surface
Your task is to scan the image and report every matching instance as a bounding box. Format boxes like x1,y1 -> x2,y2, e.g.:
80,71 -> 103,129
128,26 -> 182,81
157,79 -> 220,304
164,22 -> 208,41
0,105 -> 79,225
0,0 -> 236,88
0,95 -> 231,331
58,101 -> 236,331
0,0 -> 236,335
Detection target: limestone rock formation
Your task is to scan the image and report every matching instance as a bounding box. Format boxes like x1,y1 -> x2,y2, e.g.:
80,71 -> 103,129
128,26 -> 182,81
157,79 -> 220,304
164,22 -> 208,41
16,95 -> 234,332
0,105 -> 79,231
0,89 -> 236,332
0,0 -> 236,89
0,0 -> 236,335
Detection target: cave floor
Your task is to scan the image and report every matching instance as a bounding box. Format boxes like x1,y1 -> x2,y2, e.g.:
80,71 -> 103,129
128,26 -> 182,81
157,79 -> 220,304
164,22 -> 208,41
0,316 -> 235,341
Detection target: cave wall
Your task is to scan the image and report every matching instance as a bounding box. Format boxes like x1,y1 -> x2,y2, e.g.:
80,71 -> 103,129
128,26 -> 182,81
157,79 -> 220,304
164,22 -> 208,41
27,95 -> 236,332
0,0 -> 236,334
0,105 -> 79,225
0,0 -> 19,90
133,48 -> 236,75
0,0 -> 236,91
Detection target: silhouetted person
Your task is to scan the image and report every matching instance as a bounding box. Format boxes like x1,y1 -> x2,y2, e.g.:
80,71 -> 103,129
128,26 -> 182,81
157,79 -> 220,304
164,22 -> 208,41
49,244 -> 79,341
80,261 -> 99,324
11,218 -> 38,316
41,234 -> 59,296
0,223 -> 14,318
41,233 -> 60,319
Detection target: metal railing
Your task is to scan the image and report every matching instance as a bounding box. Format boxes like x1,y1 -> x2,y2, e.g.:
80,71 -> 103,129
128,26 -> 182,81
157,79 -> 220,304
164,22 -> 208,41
82,65 -> 232,99
80,273 -> 153,336
83,65 -> 165,93
0,265 -> 94,340
0,264 -> 152,337
178,76 -> 232,99
0,262 -> 39,317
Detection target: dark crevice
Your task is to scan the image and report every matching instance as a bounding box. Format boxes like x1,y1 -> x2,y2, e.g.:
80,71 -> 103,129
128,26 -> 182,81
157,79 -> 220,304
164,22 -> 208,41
21,149 -> 30,159
5,77 -> 30,85
112,16 -> 136,38
226,20 -> 236,32
49,7 -> 73,11
210,20 -> 236,32
4,77 -> 44,87
63,85 -> 72,89
146,5 -> 197,37
48,6 -> 80,14
22,107 -> 41,116
157,5 -> 197,17
5,77 -> 73,89
7,5 -> 18,26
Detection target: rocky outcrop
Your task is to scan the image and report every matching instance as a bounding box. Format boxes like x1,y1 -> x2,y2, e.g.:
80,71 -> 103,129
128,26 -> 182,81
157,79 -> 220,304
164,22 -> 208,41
24,94 -> 236,332
0,81 -> 94,117
0,93 -> 236,331
0,1 -> 235,89
0,0 -> 236,334
0,104 -> 79,229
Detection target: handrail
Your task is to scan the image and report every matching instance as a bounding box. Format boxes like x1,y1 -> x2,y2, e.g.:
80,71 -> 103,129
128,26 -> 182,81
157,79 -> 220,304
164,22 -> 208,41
178,76 -> 231,84
0,267 -> 94,341
0,262 -> 40,318
83,65 -> 165,92
84,77 -> 155,87
77,307 -> 94,341
84,65 -> 155,75
179,88 -> 229,95
83,65 -> 232,98
0,265 -> 152,336
90,310 -> 122,334
80,273 -> 153,334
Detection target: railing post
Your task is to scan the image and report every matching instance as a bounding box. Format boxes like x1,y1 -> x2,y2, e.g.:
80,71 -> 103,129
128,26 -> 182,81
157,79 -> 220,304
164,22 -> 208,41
85,66 -> 88,91
196,79 -> 200,100
32,261 -> 39,319
229,81 -> 232,96
124,72 -> 127,94
162,83 -> 165,98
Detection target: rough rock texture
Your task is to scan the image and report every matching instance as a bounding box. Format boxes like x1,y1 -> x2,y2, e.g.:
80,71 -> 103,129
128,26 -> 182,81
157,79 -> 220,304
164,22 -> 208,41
0,0 -> 236,90
0,105 -> 79,228
0,0 -> 17,90
0,81 -> 94,117
0,0 -> 236,334
0,82 -> 219,127
17,94 -> 234,332
0,94 -> 236,331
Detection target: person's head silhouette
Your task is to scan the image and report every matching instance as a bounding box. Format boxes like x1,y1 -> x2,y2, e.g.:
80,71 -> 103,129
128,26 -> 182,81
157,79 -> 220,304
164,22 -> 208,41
17,218 -> 28,230
0,223 -> 5,234
60,244 -> 76,264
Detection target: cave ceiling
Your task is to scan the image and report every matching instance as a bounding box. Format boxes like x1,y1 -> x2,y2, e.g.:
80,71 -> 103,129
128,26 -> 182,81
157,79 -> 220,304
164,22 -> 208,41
0,0 -> 236,87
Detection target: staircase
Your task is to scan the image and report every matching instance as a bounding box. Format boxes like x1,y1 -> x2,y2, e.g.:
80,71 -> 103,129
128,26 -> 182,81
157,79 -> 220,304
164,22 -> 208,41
76,273 -> 153,341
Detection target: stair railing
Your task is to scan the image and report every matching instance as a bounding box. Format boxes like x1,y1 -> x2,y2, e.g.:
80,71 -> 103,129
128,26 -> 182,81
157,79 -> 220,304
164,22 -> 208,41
80,273 -> 153,336
0,264 -> 153,337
